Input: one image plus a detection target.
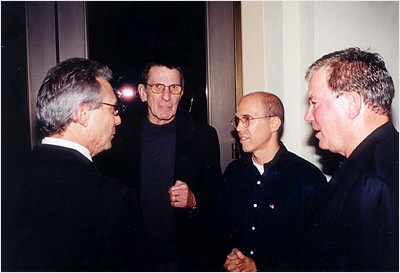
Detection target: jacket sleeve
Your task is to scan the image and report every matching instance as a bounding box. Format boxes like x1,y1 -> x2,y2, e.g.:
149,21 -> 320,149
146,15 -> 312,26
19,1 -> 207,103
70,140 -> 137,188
344,175 -> 398,271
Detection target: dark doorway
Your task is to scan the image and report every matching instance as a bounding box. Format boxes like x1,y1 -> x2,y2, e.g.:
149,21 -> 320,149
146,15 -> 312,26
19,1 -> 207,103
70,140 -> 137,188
87,1 -> 207,122
1,1 -> 30,164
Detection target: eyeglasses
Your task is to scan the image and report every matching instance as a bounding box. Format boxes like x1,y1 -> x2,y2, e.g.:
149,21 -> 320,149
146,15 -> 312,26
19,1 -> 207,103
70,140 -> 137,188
231,115 -> 274,128
100,102 -> 125,116
146,83 -> 183,95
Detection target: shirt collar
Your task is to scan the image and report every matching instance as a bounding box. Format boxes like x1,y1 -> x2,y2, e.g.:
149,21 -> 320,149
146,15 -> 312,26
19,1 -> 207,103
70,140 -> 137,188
252,157 -> 265,175
42,137 -> 92,162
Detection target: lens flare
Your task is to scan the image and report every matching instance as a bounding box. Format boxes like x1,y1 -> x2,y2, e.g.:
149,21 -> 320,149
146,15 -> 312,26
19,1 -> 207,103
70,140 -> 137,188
116,84 -> 137,103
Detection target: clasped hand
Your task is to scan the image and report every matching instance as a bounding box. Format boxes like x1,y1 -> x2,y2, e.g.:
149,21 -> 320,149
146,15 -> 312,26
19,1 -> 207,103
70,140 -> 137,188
168,180 -> 196,208
224,248 -> 257,272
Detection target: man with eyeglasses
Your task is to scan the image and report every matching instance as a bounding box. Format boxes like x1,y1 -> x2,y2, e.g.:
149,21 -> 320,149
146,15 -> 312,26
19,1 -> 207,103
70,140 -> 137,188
95,61 -> 222,271
215,91 -> 327,271
2,58 -> 149,271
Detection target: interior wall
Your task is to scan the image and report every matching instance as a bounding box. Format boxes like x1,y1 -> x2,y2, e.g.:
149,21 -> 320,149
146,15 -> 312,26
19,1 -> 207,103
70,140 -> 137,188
241,1 -> 399,173
312,1 -> 399,129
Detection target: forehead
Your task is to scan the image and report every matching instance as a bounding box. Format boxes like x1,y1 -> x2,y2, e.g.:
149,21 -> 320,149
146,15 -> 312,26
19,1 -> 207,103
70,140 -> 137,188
148,66 -> 180,81
237,95 -> 264,115
308,68 -> 330,98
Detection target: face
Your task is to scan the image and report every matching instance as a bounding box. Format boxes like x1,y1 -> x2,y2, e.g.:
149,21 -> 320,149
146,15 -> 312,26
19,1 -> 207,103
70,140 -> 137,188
138,66 -> 183,125
304,68 -> 349,156
235,95 -> 276,156
87,77 -> 121,157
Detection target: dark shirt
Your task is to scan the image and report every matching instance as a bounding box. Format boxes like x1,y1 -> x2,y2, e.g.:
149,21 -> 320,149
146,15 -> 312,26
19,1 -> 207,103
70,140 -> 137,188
300,122 -> 399,271
140,118 -> 178,262
94,114 -> 223,271
216,142 -> 327,271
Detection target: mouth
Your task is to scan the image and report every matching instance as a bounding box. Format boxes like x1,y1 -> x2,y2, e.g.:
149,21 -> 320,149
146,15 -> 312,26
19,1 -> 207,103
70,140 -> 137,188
311,124 -> 321,136
238,135 -> 249,142
311,123 -> 319,131
159,104 -> 172,110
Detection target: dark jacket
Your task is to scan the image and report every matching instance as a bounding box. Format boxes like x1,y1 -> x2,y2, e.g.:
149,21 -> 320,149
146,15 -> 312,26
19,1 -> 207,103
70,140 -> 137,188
2,144 -> 148,272
300,122 -> 399,271
216,143 -> 327,271
94,114 -> 223,271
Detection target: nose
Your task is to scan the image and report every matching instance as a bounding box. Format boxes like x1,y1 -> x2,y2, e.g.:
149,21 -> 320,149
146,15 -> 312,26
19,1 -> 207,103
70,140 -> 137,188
161,87 -> 172,101
115,114 -> 122,126
304,106 -> 314,123
236,122 -> 245,132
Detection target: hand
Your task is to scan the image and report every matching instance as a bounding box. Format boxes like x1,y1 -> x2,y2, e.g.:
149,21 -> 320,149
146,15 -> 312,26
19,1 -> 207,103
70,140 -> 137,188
224,248 -> 257,272
168,180 -> 196,208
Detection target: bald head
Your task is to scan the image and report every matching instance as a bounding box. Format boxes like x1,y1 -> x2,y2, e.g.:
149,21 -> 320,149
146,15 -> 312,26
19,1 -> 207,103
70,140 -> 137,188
240,91 -> 285,127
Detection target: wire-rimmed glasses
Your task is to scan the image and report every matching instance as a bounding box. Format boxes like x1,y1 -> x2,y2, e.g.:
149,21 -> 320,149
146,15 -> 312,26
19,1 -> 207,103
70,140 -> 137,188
146,83 -> 183,95
100,102 -> 125,116
231,115 -> 274,128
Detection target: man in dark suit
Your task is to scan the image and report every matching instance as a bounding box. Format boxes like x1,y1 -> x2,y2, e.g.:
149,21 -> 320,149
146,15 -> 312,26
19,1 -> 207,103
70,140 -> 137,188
302,47 -> 399,271
95,61 -> 223,271
2,58 -> 148,271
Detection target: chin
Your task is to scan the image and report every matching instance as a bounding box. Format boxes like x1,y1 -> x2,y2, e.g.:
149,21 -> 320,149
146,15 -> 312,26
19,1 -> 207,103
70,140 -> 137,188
160,114 -> 174,120
103,143 -> 112,151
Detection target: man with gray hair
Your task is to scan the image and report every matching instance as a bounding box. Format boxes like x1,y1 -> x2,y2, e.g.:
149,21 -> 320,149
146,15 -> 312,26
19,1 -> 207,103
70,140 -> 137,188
302,47 -> 399,271
2,58 -> 148,271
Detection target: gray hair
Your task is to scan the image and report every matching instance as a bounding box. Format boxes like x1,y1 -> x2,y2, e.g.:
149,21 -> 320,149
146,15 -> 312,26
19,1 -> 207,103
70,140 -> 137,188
305,47 -> 395,115
36,57 -> 112,136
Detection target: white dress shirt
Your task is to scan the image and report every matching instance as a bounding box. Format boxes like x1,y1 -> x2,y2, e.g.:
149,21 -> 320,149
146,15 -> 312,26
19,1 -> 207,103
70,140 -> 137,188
42,137 -> 92,162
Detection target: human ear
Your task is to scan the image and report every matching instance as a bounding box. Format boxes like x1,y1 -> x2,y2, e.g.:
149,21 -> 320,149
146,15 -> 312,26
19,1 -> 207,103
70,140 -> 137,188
138,83 -> 147,102
270,116 -> 282,133
75,103 -> 91,127
347,91 -> 362,119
